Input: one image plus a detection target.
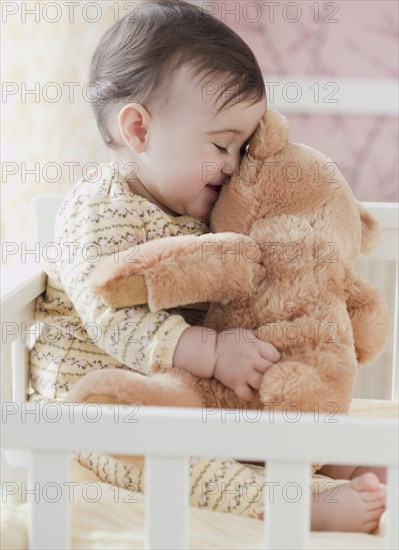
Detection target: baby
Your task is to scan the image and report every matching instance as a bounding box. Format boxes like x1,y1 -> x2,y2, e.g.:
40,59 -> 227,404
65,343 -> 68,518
30,0 -> 386,532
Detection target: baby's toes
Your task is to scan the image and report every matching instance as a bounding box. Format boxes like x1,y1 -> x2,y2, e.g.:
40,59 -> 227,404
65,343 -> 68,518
350,472 -> 380,493
365,503 -> 386,524
362,517 -> 381,534
361,487 -> 386,503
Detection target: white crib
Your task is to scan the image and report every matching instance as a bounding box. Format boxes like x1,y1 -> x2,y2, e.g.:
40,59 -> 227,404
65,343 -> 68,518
1,196 -> 398,550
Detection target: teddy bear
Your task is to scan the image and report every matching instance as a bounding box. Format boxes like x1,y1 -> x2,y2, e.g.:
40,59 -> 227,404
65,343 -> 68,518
66,109 -> 390,416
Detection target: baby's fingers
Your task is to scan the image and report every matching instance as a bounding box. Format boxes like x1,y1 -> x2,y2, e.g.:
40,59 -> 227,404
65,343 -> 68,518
258,341 -> 280,363
235,384 -> 256,402
247,370 -> 265,391
254,360 -> 274,375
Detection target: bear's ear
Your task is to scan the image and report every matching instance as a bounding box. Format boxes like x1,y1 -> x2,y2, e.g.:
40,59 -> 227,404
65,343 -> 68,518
358,201 -> 381,254
247,109 -> 289,160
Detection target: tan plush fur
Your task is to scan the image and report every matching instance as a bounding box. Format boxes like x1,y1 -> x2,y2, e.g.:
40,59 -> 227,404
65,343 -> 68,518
67,109 -> 390,416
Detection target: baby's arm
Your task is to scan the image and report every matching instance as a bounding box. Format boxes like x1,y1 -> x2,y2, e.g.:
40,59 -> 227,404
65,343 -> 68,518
56,184 -> 278,387
56,192 -> 195,376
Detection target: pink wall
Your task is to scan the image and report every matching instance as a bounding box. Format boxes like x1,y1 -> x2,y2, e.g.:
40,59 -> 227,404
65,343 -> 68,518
210,0 -> 398,201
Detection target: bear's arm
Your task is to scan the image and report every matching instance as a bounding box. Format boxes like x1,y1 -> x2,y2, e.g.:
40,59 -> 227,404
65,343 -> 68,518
345,268 -> 390,365
88,232 -> 261,312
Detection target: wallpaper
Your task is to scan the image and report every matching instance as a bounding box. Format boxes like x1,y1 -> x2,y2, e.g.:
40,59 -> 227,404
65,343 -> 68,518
2,1 -> 397,265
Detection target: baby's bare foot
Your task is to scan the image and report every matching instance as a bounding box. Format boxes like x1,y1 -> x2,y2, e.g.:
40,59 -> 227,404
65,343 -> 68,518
350,465 -> 387,484
312,472 -> 386,533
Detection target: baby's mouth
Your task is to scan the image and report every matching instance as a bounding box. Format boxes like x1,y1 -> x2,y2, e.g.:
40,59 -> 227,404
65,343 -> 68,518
206,184 -> 222,194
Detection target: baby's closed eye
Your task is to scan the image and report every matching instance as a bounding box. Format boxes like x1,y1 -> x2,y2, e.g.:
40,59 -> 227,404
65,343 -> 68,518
214,144 -> 229,154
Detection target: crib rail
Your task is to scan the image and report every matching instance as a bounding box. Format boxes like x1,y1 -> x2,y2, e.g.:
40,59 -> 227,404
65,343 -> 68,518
1,259 -> 46,404
1,259 -> 46,328
1,402 -> 398,550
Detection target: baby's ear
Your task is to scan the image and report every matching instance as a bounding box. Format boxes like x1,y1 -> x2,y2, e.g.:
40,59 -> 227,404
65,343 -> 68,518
248,109 -> 289,160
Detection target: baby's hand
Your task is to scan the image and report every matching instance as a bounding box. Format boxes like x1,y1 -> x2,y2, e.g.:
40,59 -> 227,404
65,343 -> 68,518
213,328 -> 280,401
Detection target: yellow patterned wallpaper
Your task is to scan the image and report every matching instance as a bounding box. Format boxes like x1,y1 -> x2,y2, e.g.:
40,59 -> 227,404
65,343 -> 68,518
2,0 -> 397,270
2,1 -> 139,268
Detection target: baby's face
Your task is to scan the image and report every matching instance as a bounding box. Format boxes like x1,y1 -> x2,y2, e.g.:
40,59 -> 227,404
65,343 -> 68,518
136,65 -> 266,218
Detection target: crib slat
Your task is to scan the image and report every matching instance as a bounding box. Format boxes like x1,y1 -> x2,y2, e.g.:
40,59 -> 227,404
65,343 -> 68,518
12,339 -> 29,402
28,450 -> 70,550
391,260 -> 398,401
145,455 -> 189,550
264,461 -> 310,550
386,465 -> 398,550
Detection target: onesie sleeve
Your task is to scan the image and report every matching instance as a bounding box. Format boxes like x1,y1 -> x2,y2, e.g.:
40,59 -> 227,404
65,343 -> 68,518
53,178 -> 191,375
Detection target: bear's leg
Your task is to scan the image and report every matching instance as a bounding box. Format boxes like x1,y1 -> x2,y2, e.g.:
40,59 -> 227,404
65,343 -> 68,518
258,360 -> 355,414
65,367 -> 204,408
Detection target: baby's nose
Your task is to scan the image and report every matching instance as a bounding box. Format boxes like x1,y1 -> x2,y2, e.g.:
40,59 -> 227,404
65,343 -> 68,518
222,157 -> 241,176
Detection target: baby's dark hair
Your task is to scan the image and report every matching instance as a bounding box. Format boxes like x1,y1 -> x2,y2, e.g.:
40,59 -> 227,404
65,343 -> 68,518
89,0 -> 266,149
